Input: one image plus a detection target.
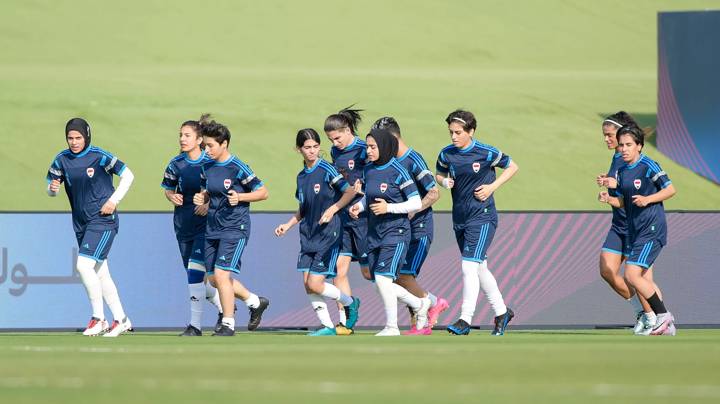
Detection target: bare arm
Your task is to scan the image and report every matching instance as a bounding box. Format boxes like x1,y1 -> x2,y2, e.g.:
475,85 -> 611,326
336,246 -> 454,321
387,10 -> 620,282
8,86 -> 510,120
238,185 -> 269,203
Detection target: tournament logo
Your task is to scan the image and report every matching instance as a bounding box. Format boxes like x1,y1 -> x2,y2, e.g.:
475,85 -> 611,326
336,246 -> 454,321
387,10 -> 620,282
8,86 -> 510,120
223,179 -> 231,190
86,167 -> 94,178
380,183 -> 388,193
313,183 -> 321,194
348,160 -> 355,170
472,162 -> 481,173
633,179 -> 642,190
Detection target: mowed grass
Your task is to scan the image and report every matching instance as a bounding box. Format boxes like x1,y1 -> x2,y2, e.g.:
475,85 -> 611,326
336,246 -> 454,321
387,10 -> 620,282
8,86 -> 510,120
0,0 -> 719,212
1,330 -> 719,404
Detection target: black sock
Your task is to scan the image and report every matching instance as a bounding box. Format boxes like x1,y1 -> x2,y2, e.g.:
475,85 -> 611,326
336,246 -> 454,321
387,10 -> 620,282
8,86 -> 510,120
646,293 -> 667,314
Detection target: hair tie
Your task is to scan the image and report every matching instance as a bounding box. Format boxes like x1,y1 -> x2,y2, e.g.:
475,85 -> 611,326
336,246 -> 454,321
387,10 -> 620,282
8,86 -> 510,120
603,119 -> 623,128
451,117 -> 467,124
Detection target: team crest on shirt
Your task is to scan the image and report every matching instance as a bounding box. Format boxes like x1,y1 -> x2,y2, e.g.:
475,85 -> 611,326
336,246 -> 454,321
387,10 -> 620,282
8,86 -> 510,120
348,160 -> 355,170
633,179 -> 642,190
86,167 -> 94,178
223,179 -> 231,190
380,183 -> 388,193
472,162 -> 481,173
313,183 -> 321,194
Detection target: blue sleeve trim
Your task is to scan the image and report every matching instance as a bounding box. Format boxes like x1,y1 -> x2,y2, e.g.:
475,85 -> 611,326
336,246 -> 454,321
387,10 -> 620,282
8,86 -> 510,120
406,191 -> 419,198
251,182 -> 264,191
424,182 -> 437,191
118,165 -> 127,176
161,184 -> 175,190
340,182 -> 349,192
661,181 -> 672,189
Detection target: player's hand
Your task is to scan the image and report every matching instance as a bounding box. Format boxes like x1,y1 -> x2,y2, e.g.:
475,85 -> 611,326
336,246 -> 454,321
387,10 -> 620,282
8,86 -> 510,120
100,200 -> 117,215
353,179 -> 363,194
275,223 -> 290,237
596,174 -> 607,186
319,204 -> 338,224
349,203 -> 362,219
169,193 -> 184,207
474,184 -> 496,202
632,195 -> 649,207
194,203 -> 209,216
598,191 -> 610,203
370,198 -> 388,215
49,179 -> 62,193
193,192 -> 207,206
227,190 -> 241,206
441,177 -> 454,189
408,211 -> 416,220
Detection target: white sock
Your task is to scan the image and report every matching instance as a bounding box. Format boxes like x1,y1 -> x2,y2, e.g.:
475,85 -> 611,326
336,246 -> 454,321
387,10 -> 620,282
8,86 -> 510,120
205,283 -> 222,312
244,293 -> 260,309
321,283 -> 353,306
391,283 -> 421,311
646,312 -> 657,325
628,294 -> 643,313
375,275 -> 398,329
338,304 -> 347,325
96,260 -> 126,321
460,260 -> 480,323
188,283 -> 205,329
76,256 -> 104,320
308,294 -> 334,328
427,292 -> 438,307
222,317 -> 235,330
477,260 -> 507,317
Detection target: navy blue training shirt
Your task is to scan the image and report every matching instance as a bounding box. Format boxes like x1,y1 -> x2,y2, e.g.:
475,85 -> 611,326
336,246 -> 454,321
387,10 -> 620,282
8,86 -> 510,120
396,147 -> 436,240
161,151 -> 213,241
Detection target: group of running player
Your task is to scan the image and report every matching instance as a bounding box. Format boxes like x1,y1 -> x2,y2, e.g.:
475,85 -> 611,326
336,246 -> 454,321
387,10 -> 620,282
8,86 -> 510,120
45,108 -> 677,337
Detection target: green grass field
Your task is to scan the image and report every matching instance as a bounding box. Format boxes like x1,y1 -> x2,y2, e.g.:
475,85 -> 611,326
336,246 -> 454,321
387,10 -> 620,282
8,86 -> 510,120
0,0 -> 718,212
1,330 -> 719,403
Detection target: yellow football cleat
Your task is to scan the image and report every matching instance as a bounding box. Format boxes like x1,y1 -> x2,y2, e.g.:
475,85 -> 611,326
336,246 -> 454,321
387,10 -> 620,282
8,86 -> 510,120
335,323 -> 354,336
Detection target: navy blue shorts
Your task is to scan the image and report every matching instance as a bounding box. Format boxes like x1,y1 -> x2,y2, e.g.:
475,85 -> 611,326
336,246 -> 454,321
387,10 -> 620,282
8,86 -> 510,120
399,236 -> 431,277
76,229 -> 117,262
297,242 -> 341,278
368,241 -> 408,280
626,239 -> 663,269
455,222 -> 496,263
205,237 -> 247,274
340,223 -> 368,266
177,235 -> 206,269
601,228 -> 630,257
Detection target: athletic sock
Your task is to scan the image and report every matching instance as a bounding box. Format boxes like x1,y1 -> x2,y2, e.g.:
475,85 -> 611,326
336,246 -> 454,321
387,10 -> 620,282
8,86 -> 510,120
628,294 -> 643,313
477,261 -> 507,317
95,260 -> 126,321
646,293 -> 667,315
338,306 -> 348,325
76,256 -> 104,320
205,283 -> 222,311
308,294 -> 334,329
188,283 -> 205,329
375,275 -> 398,329
427,292 -> 438,307
244,293 -> 260,309
391,283 -> 421,311
222,317 -> 235,330
321,282 -> 353,306
460,260 -> 480,323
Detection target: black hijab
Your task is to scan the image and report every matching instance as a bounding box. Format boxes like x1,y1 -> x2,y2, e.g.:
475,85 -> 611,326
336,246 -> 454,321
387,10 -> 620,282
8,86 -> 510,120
367,128 -> 398,166
65,118 -> 92,152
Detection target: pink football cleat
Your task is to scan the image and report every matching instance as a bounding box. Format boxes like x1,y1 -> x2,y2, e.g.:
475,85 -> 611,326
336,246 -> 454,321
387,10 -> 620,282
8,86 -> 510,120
403,326 -> 432,336
427,297 -> 449,327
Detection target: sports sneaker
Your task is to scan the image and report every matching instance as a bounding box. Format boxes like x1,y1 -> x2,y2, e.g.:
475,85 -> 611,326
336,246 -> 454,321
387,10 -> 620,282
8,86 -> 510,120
179,324 -> 202,337
103,317 -> 133,338
402,326 -> 432,336
650,312 -> 675,336
633,311 -> 645,334
634,313 -> 656,336
491,308 -> 515,336
375,326 -> 400,336
427,297 -> 449,327
344,297 -> 361,329
447,319 -> 471,335
308,327 -> 337,336
82,317 -> 109,336
212,324 -> 235,336
415,297 -> 431,330
247,297 -> 269,331
335,323 -> 354,336
663,322 -> 677,336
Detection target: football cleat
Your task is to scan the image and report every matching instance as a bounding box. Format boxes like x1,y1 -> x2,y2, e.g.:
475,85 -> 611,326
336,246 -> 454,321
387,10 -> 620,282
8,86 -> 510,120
308,327 -> 337,336
247,297 -> 269,331
650,312 -> 675,336
427,297 -> 450,327
212,324 -> 235,336
402,325 -> 432,336
344,297 -> 361,329
375,326 -> 400,336
491,308 -> 514,336
335,323 -> 354,336
83,317 -> 109,336
103,317 -> 133,338
179,324 -> 202,337
633,311 -> 646,334
447,319 -> 471,336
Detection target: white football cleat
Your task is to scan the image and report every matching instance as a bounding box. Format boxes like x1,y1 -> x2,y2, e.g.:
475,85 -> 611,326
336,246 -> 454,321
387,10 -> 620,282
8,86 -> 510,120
632,311 -> 645,334
83,317 -> 109,336
375,327 -> 401,336
103,317 -> 133,338
634,313 -> 655,336
414,297 -> 431,330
